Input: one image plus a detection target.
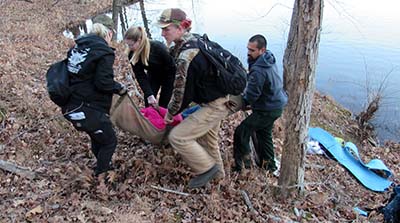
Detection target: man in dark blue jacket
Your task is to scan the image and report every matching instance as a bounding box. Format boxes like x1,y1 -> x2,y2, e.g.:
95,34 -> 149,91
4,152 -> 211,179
62,17 -> 126,176
233,34 -> 287,173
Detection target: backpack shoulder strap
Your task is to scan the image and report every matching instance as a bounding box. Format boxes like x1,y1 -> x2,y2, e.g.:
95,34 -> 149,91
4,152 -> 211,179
195,34 -> 226,71
180,35 -> 200,51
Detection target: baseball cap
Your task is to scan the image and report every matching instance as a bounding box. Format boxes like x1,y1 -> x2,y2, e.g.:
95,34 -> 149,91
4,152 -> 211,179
156,8 -> 187,28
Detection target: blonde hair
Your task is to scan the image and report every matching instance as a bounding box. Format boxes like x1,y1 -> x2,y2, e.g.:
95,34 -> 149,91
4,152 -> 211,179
124,26 -> 150,66
90,23 -> 110,39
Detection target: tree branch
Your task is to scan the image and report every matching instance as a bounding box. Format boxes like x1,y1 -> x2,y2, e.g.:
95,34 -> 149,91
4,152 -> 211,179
240,190 -> 258,215
241,189 -> 300,222
150,185 -> 190,196
0,160 -> 37,179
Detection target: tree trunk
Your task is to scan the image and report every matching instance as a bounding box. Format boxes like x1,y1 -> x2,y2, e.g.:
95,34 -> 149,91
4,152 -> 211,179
120,5 -> 128,35
278,0 -> 323,198
112,0 -> 120,40
139,0 -> 152,39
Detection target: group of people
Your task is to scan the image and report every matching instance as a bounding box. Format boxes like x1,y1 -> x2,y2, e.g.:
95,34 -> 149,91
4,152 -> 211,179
61,8 -> 287,188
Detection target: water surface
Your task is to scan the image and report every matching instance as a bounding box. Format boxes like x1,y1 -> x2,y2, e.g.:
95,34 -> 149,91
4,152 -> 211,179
76,0 -> 400,142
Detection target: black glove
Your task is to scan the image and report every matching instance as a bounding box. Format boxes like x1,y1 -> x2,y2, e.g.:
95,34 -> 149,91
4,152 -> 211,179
242,96 -> 251,111
117,83 -> 127,96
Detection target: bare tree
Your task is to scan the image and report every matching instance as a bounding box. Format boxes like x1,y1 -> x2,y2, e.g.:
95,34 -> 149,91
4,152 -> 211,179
120,4 -> 128,34
139,0 -> 152,39
278,0 -> 324,198
112,0 -> 121,40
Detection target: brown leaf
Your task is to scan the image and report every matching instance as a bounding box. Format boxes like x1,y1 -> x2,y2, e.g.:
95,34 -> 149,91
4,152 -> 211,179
25,205 -> 43,221
308,192 -> 328,205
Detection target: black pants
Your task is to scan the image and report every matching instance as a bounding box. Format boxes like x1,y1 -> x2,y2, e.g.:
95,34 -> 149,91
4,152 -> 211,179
145,73 -> 174,108
233,109 -> 282,171
64,104 -> 117,175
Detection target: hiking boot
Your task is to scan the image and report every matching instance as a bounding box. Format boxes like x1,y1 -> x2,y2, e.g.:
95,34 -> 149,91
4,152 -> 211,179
233,154 -> 251,172
258,159 -> 276,170
215,167 -> 226,180
243,154 -> 251,169
272,168 -> 280,177
257,159 -> 280,176
94,162 -> 115,176
188,164 -> 219,189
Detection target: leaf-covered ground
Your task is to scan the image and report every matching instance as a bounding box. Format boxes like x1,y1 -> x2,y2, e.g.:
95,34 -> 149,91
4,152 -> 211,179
0,0 -> 399,222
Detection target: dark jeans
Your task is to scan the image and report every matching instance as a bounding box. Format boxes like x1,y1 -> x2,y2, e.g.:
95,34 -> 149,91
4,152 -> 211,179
64,104 -> 117,175
145,73 -> 174,108
233,109 -> 283,171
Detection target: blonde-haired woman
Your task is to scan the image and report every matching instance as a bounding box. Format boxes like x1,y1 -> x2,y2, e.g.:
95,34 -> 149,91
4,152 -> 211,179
124,26 -> 176,108
63,18 -> 127,176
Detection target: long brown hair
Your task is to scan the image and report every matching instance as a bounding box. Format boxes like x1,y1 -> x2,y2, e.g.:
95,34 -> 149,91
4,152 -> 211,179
124,26 -> 150,66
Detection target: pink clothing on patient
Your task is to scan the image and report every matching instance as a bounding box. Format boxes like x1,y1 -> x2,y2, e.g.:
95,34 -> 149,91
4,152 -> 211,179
140,106 -> 183,130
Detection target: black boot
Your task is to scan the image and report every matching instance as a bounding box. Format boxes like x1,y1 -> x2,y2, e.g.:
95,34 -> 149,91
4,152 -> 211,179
233,153 -> 251,172
188,164 -> 219,189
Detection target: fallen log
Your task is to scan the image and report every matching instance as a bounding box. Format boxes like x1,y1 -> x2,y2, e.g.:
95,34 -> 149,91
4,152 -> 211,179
0,160 -> 37,179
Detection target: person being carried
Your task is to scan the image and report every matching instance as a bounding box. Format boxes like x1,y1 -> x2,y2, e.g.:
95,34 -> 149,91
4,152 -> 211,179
233,34 -> 287,173
62,15 -> 127,176
124,26 -> 176,108
156,8 -> 231,188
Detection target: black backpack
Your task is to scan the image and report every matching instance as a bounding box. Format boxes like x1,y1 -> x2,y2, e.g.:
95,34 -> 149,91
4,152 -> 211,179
46,59 -> 71,106
381,185 -> 400,223
183,34 -> 247,96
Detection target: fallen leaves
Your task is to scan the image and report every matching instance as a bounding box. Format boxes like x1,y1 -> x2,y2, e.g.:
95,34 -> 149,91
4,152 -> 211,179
0,0 -> 399,222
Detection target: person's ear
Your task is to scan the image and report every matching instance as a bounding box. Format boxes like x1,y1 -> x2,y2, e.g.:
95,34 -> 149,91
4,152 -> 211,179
105,31 -> 113,44
180,19 -> 192,29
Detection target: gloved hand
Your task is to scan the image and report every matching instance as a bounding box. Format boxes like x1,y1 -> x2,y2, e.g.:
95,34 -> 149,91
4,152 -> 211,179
242,96 -> 251,111
147,95 -> 157,106
164,112 -> 174,125
118,84 -> 127,96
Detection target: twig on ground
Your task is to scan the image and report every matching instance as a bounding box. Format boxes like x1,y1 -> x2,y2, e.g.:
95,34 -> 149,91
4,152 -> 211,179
305,164 -> 326,169
150,185 -> 190,196
0,160 -> 37,179
0,109 -> 5,124
52,0 -> 61,6
241,190 -> 298,222
240,190 -> 258,215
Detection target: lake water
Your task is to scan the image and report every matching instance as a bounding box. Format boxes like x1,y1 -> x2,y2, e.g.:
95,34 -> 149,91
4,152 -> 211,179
73,0 -> 400,142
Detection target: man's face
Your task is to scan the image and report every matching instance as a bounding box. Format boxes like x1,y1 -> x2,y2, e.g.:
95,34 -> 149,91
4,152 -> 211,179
247,41 -> 265,61
161,24 -> 182,46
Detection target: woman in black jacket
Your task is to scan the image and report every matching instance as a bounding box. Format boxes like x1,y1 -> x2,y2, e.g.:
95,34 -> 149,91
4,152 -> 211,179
123,26 -> 176,108
63,19 -> 126,176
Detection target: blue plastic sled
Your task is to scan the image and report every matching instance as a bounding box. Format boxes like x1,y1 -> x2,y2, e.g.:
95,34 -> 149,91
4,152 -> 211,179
309,127 -> 392,192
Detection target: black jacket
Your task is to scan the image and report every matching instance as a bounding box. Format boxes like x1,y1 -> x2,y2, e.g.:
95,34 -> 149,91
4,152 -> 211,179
186,50 -> 225,104
129,40 -> 176,98
66,34 -> 123,113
